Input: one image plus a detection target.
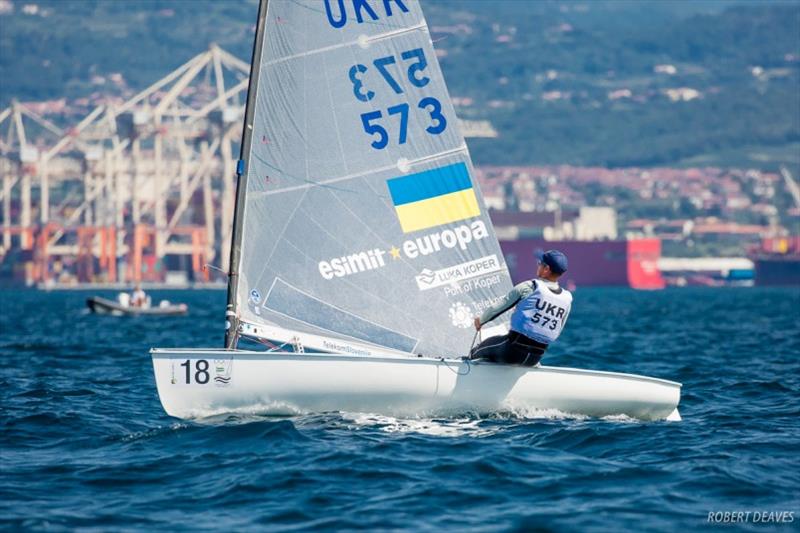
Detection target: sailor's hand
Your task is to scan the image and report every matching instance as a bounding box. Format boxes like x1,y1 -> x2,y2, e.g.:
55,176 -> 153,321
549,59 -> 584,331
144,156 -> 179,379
474,317 -> 482,331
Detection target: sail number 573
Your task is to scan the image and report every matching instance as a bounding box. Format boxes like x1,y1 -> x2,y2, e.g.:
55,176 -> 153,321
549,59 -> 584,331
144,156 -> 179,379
348,48 -> 447,149
348,48 -> 430,102
360,97 -> 446,150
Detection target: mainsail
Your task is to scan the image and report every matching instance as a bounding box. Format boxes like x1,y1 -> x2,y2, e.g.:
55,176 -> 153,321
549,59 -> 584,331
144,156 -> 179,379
229,0 -> 514,358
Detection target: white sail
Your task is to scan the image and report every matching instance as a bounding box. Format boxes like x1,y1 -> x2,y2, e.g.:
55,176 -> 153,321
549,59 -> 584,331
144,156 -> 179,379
232,0 -> 514,357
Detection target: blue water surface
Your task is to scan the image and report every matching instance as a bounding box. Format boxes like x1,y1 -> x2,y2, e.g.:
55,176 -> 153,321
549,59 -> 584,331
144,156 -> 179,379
1,288 -> 798,531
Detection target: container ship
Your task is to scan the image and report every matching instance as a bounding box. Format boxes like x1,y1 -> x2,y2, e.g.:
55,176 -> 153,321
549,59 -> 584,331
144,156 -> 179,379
499,238 -> 664,289
750,237 -> 800,286
490,209 -> 665,289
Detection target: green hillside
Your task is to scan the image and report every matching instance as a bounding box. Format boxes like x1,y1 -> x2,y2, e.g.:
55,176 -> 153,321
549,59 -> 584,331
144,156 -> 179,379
1,0 -> 798,169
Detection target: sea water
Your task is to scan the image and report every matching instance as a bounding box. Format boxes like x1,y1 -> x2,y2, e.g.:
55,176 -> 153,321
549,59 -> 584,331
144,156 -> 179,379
2,288 -> 798,531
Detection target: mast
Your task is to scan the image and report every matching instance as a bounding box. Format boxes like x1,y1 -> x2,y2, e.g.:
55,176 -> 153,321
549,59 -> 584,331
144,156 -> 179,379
224,0 -> 269,349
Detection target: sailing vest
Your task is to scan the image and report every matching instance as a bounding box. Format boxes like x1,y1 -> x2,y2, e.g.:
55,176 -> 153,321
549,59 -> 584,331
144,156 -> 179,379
510,281 -> 573,345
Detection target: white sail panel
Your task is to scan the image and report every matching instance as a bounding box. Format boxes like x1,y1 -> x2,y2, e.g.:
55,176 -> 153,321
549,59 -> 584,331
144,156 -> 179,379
236,0 -> 514,357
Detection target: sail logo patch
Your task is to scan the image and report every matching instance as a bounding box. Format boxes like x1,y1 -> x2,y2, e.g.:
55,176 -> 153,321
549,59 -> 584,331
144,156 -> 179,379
213,359 -> 233,387
386,162 -> 481,233
415,255 -> 504,291
448,302 -> 473,329
249,289 -> 261,305
318,220 -> 489,280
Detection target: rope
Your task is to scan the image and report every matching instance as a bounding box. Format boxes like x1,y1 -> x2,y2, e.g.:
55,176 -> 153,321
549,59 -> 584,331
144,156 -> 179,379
469,329 -> 481,353
244,334 -> 291,353
440,356 -> 471,376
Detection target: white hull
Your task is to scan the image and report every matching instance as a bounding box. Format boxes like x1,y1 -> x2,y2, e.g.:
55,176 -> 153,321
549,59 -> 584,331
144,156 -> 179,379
151,349 -> 681,421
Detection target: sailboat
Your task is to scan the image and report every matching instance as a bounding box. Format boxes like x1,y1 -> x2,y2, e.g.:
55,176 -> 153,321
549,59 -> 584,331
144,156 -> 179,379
151,0 -> 681,421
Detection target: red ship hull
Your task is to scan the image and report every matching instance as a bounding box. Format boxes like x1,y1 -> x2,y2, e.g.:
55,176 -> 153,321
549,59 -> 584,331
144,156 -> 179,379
499,238 -> 665,289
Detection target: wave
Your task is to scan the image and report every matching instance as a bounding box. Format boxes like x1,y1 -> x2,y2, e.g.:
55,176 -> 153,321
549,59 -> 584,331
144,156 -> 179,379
340,412 -> 498,437
184,400 -> 310,421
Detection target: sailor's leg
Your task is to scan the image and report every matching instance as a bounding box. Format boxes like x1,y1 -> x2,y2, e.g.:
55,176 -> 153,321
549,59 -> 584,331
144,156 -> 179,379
516,348 -> 543,367
508,343 -> 545,366
498,334 -> 547,366
469,335 -> 511,362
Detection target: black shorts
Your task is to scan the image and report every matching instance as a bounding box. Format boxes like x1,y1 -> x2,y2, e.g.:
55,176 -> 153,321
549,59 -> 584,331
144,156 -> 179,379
469,331 -> 547,366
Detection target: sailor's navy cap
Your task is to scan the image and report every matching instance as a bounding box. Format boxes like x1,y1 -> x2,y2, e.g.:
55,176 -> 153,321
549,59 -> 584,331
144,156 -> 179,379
540,249 -> 568,274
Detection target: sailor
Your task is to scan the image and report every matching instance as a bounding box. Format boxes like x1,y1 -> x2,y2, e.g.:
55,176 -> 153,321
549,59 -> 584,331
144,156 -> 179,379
470,250 -> 572,366
131,283 -> 147,308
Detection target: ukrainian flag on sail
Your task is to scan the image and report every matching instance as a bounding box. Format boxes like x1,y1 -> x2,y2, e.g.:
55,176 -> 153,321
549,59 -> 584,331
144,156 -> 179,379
386,162 -> 481,233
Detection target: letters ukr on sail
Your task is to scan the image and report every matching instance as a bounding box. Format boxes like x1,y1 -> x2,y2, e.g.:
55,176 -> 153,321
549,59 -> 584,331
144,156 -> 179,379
234,0 -> 514,357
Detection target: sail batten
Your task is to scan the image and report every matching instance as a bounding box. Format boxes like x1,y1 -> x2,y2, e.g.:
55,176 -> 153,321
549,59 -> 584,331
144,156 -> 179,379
233,0 -> 514,357
255,145 -> 468,197
264,21 -> 427,66
363,20 -> 428,43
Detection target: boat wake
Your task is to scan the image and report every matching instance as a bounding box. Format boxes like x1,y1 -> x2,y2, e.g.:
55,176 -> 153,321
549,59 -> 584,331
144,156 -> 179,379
499,403 -> 590,421
119,423 -> 190,443
174,403 -> 645,432
180,401 -> 311,422
337,408 -> 645,438
338,406 -> 615,437
341,413 -> 497,437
